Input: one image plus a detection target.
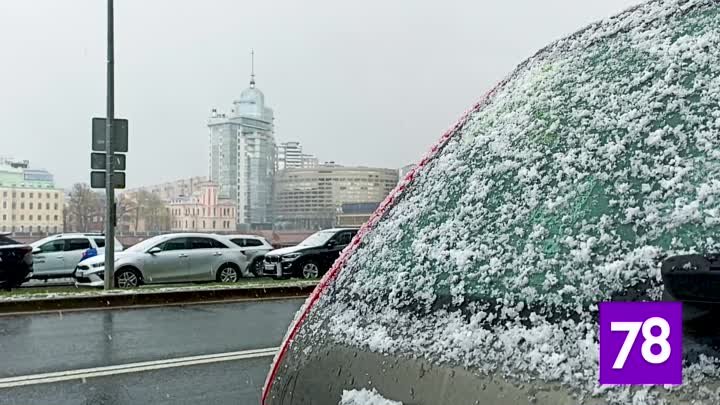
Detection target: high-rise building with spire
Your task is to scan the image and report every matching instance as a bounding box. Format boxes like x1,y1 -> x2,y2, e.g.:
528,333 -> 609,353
208,51 -> 276,230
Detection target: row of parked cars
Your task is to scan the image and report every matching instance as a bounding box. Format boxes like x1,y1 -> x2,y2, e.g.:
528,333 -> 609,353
0,228 -> 359,289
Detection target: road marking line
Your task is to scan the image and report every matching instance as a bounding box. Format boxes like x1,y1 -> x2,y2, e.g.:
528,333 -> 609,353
0,347 -> 279,388
0,296 -> 307,317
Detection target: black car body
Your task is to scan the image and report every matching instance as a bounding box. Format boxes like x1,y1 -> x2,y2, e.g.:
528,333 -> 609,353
263,228 -> 358,279
661,253 -> 720,321
0,234 -> 33,289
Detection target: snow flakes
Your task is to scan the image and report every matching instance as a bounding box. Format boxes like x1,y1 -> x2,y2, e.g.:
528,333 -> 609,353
283,1 -> 720,404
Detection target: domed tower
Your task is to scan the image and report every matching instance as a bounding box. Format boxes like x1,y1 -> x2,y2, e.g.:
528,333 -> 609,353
208,51 -> 276,231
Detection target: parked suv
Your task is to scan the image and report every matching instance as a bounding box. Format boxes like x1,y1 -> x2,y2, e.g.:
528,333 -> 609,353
263,228 -> 358,279
30,233 -> 123,279
226,235 -> 274,276
75,233 -> 248,288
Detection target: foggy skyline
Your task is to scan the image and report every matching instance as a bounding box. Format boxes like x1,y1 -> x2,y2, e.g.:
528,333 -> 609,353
0,0 -> 639,188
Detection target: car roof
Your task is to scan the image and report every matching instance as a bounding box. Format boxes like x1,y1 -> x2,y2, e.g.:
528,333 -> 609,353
320,227 -> 360,233
225,234 -> 267,239
52,233 -> 105,238
155,233 -> 226,238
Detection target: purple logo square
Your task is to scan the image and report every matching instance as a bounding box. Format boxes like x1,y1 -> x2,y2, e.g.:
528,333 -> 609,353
599,301 -> 682,385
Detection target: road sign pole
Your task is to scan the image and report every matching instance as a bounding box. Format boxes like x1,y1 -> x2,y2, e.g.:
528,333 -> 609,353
104,0 -> 115,290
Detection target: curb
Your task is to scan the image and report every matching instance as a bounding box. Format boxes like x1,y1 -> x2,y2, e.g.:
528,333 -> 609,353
0,285 -> 315,314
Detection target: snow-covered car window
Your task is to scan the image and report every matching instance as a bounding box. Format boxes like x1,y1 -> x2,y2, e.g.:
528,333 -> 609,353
287,2 -> 720,403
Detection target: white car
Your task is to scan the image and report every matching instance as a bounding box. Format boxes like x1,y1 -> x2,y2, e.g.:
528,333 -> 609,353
225,234 -> 274,276
30,233 -> 123,279
75,233 -> 249,288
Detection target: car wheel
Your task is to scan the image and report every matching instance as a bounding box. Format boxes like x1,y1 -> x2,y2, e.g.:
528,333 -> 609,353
250,259 -> 265,277
299,260 -> 320,280
217,264 -> 239,283
115,268 -> 141,288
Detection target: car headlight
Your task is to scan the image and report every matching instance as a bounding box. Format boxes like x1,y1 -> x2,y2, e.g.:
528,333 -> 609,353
281,253 -> 301,262
91,262 -> 104,268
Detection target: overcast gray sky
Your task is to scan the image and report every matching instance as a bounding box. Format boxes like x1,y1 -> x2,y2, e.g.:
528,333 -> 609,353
0,0 -> 640,188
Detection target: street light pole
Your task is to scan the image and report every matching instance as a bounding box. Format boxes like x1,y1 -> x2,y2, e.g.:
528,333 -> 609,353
104,0 -> 115,290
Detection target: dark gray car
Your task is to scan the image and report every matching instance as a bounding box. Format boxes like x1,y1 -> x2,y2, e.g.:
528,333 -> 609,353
263,1 -> 720,404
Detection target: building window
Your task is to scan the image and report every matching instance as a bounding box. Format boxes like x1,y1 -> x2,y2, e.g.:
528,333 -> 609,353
54,215 -> 58,220
20,192 -> 24,198
2,202 -> 5,209
1,215 -> 5,220
46,203 -> 50,210
55,193 -> 59,199
54,203 -> 58,210
29,226 -> 32,233
29,202 -> 33,209
29,215 -> 33,221
203,220 -> 206,228
46,215 -> 49,220
29,192 -> 33,198
20,215 -> 24,221
20,202 -> 24,209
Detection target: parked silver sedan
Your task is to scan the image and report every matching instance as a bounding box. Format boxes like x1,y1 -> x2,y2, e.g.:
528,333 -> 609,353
74,233 -> 249,288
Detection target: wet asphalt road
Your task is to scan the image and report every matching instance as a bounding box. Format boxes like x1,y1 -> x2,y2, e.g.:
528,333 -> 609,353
0,298 -> 304,405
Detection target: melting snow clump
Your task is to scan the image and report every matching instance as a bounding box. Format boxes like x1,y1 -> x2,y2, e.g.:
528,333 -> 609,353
339,389 -> 403,405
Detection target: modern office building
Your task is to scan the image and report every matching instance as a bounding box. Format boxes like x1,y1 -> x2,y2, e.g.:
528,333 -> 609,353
0,160 -> 64,234
168,182 -> 236,232
277,141 -> 318,170
124,176 -> 207,201
300,154 -> 319,168
274,165 -> 398,230
336,202 -> 381,227
209,62 -> 275,230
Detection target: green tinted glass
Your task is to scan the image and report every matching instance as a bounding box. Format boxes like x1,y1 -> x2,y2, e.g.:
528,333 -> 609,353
339,4 -> 720,310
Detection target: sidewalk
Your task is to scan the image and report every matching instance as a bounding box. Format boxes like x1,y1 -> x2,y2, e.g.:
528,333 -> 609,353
0,279 -> 317,314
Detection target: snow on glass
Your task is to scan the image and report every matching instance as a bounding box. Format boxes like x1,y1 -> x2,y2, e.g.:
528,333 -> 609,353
286,0 -> 720,404
339,389 -> 403,405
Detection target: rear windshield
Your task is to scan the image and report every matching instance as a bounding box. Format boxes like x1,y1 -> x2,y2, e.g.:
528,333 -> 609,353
331,4 -> 720,313
294,3 -> 720,402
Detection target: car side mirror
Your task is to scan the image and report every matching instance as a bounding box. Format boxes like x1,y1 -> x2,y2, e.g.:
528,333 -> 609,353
326,240 -> 337,248
147,247 -> 162,255
32,247 -> 42,254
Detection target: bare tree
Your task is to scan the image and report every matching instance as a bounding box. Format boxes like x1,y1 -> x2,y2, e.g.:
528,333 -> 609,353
66,183 -> 101,232
119,190 -> 171,233
116,194 -> 136,233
